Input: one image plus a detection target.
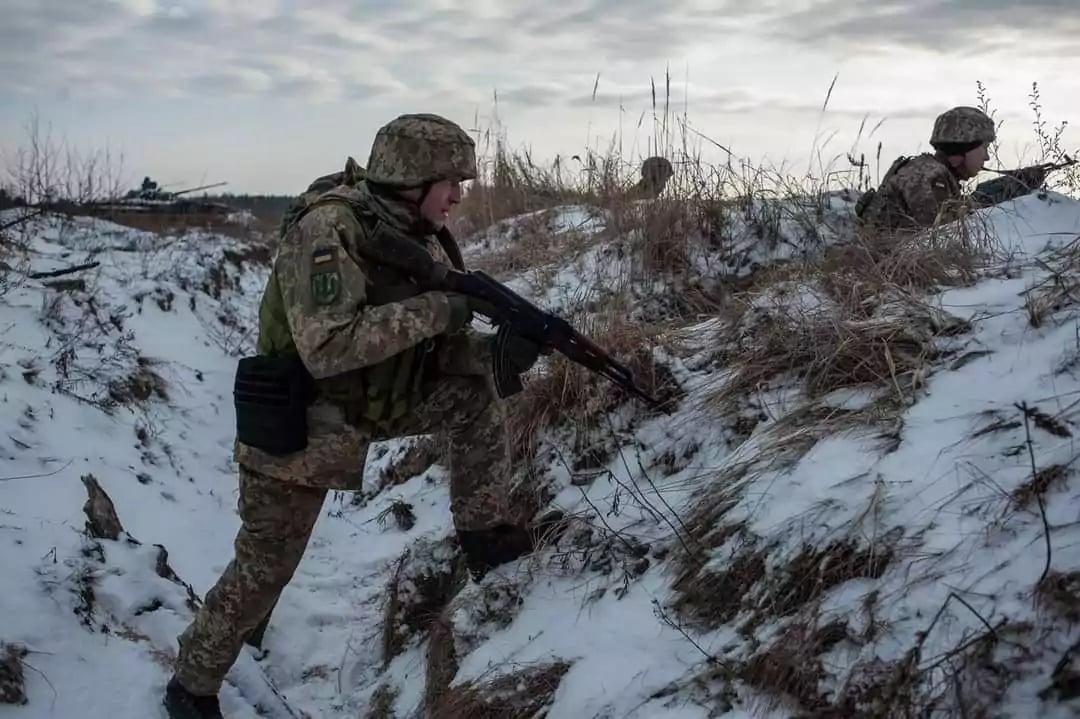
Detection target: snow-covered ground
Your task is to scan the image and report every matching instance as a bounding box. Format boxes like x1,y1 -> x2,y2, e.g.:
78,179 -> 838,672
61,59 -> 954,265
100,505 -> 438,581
2,190 -> 1080,718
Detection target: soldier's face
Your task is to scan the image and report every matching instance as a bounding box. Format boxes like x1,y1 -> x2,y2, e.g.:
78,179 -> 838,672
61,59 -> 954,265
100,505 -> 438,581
960,143 -> 990,178
418,179 -> 462,227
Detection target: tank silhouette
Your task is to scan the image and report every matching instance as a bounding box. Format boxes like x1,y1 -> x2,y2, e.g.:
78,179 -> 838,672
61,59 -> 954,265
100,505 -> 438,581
107,178 -> 233,215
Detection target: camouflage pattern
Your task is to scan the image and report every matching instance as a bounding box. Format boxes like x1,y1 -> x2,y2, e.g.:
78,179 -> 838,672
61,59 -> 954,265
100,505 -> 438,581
364,113 -> 477,188
857,151 -> 1043,237
174,374 -> 522,696
857,153 -> 965,233
239,178 -> 503,490
171,114 -> 532,703
930,106 -> 996,147
173,467 -> 327,696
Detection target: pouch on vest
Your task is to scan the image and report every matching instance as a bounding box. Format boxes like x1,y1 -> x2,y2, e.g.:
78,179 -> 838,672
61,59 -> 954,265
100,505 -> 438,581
233,354 -> 315,455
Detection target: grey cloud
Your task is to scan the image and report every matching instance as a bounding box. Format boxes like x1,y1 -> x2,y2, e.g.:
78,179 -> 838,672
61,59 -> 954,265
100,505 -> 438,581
185,70 -> 267,96
342,81 -> 399,100
0,0 -> 752,103
495,84 -> 572,106
7,0 -> 1070,111
765,0 -> 1080,54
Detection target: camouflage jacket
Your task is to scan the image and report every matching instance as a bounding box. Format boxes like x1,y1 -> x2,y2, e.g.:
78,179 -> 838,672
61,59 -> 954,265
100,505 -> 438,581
235,181 -> 493,488
856,152 -> 1040,237
856,153 -> 967,234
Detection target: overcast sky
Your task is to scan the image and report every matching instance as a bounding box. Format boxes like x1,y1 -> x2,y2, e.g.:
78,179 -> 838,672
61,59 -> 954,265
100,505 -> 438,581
3,0 -> 1080,195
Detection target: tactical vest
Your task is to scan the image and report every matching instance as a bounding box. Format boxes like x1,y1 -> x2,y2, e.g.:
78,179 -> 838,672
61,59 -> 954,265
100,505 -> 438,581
259,174 -> 466,426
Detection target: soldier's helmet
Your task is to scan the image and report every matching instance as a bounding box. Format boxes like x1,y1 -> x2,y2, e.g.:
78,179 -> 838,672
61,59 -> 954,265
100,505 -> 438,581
641,156 -> 674,183
930,107 -> 996,147
366,113 -> 477,187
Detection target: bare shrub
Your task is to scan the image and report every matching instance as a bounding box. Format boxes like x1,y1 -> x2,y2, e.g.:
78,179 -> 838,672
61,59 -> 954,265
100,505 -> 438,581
1,110 -> 126,212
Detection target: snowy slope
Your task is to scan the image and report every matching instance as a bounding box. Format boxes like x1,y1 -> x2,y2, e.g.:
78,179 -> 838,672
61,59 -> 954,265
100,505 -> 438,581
1,190 -> 1080,719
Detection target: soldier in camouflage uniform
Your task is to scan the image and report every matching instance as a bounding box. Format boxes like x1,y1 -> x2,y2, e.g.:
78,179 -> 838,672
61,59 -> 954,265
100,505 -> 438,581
163,113 -> 556,718
856,106 -> 1051,238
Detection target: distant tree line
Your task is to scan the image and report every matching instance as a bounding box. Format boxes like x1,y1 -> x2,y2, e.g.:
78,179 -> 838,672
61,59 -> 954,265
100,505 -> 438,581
203,193 -> 295,221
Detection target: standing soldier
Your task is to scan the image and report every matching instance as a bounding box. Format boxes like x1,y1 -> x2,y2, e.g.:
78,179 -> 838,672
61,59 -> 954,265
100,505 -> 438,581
163,113 -> 557,718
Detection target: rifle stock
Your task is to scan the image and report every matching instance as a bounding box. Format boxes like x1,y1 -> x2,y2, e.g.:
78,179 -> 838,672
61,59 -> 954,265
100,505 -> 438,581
362,225 -> 665,410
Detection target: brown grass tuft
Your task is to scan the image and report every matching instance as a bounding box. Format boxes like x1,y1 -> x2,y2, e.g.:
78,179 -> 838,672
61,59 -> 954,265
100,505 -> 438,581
423,616 -> 460,712
1012,463 -> 1070,511
364,684 -> 399,719
107,355 -> 170,405
0,643 -> 28,705
739,617 -> 838,714
1035,570 -> 1080,624
505,303 -> 684,465
705,283 -> 970,415
381,538 -> 468,667
428,661 -> 572,719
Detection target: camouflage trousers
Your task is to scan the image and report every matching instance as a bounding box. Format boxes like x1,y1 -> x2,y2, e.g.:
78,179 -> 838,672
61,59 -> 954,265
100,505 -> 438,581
174,375 -> 533,696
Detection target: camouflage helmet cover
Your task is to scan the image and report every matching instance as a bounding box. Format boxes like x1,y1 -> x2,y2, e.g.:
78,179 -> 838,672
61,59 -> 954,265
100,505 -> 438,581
365,113 -> 477,187
641,155 -> 673,181
930,106 -> 996,147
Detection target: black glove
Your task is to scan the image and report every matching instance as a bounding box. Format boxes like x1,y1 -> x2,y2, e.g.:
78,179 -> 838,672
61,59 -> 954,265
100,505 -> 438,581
502,332 -> 543,375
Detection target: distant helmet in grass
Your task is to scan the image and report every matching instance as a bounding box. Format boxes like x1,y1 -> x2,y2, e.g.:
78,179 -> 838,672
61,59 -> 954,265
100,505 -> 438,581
641,156 -> 674,184
930,107 -> 996,150
366,113 -> 477,187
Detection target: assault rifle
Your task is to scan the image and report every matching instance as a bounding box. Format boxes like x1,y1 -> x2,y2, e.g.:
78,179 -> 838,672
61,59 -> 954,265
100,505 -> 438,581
359,228 -> 665,411
987,155 -> 1077,180
973,155 -> 1077,205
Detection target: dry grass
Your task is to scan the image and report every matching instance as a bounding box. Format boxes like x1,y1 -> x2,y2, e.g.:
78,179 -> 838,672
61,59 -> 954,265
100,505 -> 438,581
423,616 -> 460,713
672,526 -> 895,638
738,615 -> 848,715
1035,570 -> 1080,624
363,684 -> 399,719
427,661 -> 571,719
465,207 -> 605,281
703,278 -> 972,418
1023,235 -> 1080,328
504,301 -> 685,465
380,538 -> 468,667
0,643 -> 28,706
1012,463 -> 1070,511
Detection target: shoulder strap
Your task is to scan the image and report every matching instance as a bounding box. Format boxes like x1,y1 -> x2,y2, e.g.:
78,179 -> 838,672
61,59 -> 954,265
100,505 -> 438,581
435,227 -> 466,271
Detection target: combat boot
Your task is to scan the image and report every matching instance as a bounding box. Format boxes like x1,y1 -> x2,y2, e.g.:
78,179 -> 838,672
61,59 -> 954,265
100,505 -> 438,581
457,509 -> 567,581
163,676 -> 224,719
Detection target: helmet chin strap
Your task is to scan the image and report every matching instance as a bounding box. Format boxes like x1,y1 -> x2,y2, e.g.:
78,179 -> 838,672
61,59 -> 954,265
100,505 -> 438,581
416,181 -> 434,206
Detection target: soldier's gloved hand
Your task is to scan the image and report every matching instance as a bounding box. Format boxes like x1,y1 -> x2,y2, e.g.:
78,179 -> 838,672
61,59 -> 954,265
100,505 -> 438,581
445,294 -> 473,333
503,332 -> 544,375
